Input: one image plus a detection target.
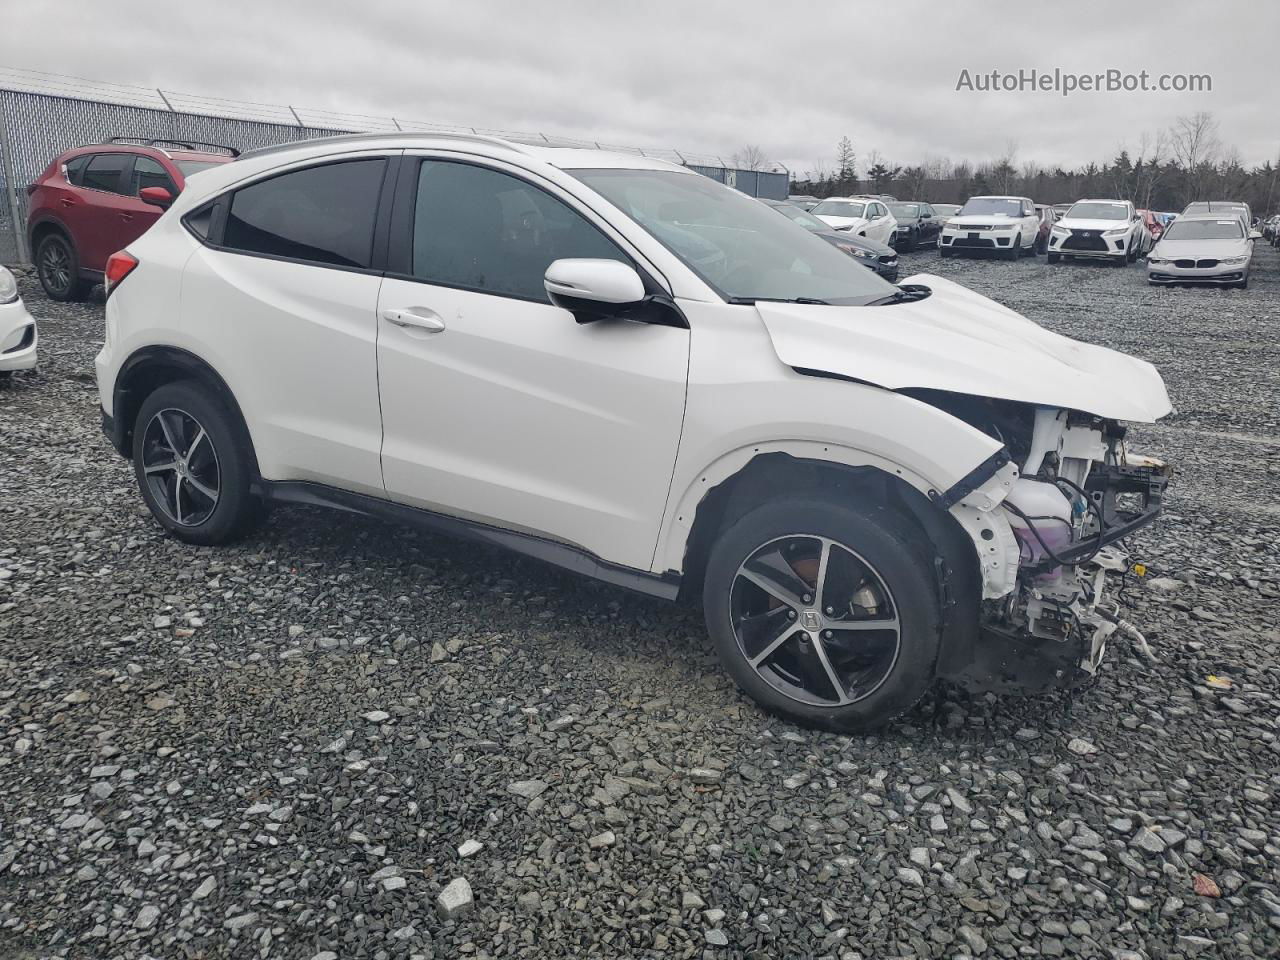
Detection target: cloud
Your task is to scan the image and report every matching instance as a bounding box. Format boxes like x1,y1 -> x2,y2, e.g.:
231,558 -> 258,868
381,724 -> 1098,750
1,0 -> 1274,175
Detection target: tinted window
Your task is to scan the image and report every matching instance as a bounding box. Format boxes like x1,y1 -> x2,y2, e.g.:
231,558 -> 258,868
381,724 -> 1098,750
64,155 -> 91,186
130,156 -> 174,196
175,160 -> 222,178
82,154 -> 130,194
223,159 -> 385,268
411,160 -> 628,302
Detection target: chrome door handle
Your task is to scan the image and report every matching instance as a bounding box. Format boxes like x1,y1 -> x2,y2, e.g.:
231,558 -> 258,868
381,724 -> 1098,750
381,308 -> 446,333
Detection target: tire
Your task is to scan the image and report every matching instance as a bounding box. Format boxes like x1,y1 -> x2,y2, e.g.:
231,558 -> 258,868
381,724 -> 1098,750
36,233 -> 91,302
702,498 -> 941,732
1005,236 -> 1021,260
905,229 -> 918,252
1047,252 -> 1060,264
1237,276 -> 1249,290
131,380 -> 262,546
939,247 -> 953,259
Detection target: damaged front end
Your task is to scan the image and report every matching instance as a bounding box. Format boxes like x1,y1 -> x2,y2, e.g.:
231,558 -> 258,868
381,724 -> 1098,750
939,403 -> 1170,694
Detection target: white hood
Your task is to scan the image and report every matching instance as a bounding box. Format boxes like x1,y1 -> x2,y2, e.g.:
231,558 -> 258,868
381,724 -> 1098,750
816,214 -> 869,232
755,274 -> 1172,423
1151,236 -> 1250,258
945,215 -> 1021,229
1057,217 -> 1129,232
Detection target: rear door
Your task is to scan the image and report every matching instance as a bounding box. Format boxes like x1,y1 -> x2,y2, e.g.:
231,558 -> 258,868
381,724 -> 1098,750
180,154 -> 394,495
74,152 -> 135,271
374,155 -> 690,571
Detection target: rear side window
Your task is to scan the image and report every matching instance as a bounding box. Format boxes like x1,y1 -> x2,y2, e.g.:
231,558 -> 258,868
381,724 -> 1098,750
222,159 -> 386,269
64,155 -> 91,186
410,160 -> 628,302
81,154 -> 130,194
130,156 -> 175,196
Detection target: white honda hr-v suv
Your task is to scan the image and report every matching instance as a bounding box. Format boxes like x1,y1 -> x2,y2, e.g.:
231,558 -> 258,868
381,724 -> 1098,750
96,134 -> 1173,730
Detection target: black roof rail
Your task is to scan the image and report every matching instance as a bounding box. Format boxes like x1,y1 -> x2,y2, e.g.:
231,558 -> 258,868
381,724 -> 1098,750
105,137 -> 240,157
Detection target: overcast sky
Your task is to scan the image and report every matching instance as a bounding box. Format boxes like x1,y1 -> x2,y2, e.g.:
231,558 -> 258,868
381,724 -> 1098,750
1,0 -> 1275,176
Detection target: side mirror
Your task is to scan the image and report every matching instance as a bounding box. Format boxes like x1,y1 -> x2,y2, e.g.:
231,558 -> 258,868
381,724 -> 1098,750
545,259 -> 646,323
139,186 -> 174,209
868,213 -> 881,221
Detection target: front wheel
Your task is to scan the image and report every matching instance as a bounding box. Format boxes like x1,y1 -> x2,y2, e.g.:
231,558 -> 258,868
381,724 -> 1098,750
1005,236 -> 1021,260
939,247 -> 953,258
1047,252 -> 1060,264
703,499 -> 940,731
132,381 -> 263,546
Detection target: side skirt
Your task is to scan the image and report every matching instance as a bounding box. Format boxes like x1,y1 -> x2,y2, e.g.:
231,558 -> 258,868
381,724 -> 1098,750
262,480 -> 682,602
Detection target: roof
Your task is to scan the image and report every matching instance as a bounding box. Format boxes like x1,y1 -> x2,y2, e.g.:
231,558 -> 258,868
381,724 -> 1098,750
236,132 -> 688,173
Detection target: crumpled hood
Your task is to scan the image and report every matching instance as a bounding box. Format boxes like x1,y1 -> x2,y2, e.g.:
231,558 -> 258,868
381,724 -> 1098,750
756,274 -> 1172,422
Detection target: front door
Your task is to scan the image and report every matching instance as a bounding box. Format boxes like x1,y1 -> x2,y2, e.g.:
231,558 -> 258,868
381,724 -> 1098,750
376,157 -> 689,571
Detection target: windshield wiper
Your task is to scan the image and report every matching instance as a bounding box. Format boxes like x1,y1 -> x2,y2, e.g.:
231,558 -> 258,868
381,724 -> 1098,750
728,296 -> 831,305
865,284 -> 932,306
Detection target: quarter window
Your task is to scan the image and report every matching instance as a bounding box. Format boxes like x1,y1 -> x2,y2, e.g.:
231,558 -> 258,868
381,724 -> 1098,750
410,160 -> 628,302
81,154 -> 130,194
130,156 -> 175,196
64,155 -> 92,186
222,159 -> 386,269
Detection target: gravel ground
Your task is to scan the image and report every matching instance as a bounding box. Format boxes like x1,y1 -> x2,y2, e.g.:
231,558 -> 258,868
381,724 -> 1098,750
2,247 -> 1278,960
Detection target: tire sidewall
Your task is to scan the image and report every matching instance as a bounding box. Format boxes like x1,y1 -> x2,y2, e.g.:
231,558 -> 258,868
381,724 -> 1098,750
131,381 -> 254,545
703,499 -> 941,732
38,233 -> 79,301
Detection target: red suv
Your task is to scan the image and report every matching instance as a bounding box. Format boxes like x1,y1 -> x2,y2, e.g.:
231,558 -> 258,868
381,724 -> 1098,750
26,138 -> 236,301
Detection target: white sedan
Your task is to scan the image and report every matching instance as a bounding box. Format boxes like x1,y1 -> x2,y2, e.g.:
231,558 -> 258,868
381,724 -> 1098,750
0,266 -> 38,377
1147,215 -> 1254,288
810,197 -> 898,246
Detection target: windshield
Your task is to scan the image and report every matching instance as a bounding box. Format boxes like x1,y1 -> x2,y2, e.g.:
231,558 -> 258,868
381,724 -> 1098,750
1066,202 -> 1128,220
571,169 -> 895,304
932,204 -> 960,216
1183,202 -> 1245,216
887,203 -> 919,218
767,202 -> 830,233
1162,218 -> 1243,241
958,198 -> 1023,217
175,160 -> 223,177
810,199 -> 867,219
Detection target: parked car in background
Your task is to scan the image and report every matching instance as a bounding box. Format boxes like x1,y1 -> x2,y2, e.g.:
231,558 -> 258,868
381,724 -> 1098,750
1052,203 -> 1072,218
1137,209 -> 1165,243
761,199 -> 899,281
787,194 -> 820,210
0,265 -> 37,378
1180,201 -> 1252,235
1048,199 -> 1151,265
1147,215 -> 1253,288
1033,205 -> 1057,254
810,196 -> 898,246
931,203 -> 961,225
1261,214 -> 1280,241
95,133 -> 1173,731
938,195 -> 1040,259
26,138 -> 236,301
886,202 -> 941,251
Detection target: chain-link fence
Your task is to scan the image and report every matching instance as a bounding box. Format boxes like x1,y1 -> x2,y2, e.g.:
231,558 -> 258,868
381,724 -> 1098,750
0,72 -> 788,264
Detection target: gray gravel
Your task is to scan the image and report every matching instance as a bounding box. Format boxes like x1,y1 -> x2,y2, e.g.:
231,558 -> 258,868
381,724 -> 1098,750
2,249 -> 1279,959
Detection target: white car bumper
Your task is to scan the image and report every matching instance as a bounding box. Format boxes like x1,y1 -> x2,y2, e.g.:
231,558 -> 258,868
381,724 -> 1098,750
1147,259 -> 1249,284
939,227 -> 1019,253
0,298 -> 38,372
1049,231 -> 1129,259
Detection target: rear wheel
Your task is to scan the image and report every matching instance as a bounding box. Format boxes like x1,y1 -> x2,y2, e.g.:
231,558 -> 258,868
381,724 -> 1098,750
132,381 -> 263,546
703,499 -> 940,731
36,233 -> 91,302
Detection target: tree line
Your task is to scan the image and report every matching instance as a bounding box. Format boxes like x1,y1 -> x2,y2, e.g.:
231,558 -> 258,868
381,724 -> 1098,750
772,113 -> 1280,216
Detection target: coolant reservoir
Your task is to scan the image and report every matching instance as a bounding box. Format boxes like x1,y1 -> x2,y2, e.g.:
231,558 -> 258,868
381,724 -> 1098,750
1004,478 -> 1074,568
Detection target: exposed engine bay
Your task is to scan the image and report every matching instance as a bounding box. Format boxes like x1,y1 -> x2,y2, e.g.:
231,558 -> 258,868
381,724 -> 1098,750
920,394 -> 1171,692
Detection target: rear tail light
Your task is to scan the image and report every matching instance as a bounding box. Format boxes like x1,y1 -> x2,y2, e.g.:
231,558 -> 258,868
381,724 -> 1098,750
104,251 -> 139,299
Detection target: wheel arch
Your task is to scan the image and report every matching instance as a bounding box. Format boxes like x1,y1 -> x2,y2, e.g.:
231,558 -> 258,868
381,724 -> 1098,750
110,345 -> 259,478
28,215 -> 72,252
670,448 -> 985,676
